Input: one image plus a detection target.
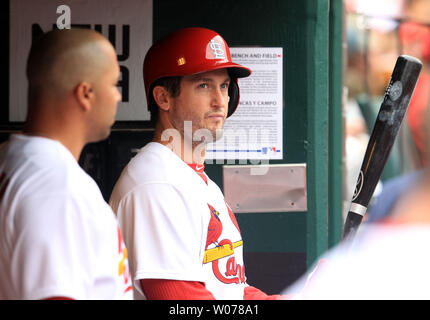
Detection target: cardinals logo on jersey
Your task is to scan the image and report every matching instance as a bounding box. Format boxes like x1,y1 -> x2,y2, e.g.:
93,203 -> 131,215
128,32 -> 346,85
117,227 -> 133,296
203,203 -> 246,284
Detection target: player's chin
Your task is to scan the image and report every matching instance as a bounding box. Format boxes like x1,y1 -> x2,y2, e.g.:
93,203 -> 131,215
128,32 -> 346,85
101,127 -> 113,141
207,123 -> 224,134
206,117 -> 225,129
88,129 -> 111,143
195,124 -> 222,143
99,122 -> 115,140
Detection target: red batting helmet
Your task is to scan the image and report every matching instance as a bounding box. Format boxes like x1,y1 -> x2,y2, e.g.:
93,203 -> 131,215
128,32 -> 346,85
143,27 -> 252,118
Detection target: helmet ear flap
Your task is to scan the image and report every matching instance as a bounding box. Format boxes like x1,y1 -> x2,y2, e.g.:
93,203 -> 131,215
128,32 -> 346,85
227,79 -> 240,118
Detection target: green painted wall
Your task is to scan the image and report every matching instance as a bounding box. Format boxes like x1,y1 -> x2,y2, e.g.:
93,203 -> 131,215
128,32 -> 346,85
328,0 -> 344,248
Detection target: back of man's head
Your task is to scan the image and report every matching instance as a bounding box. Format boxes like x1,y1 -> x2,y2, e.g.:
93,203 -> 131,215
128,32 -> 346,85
26,28 -> 110,104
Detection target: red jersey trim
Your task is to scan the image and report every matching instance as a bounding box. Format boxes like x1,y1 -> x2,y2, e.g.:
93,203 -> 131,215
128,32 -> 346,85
140,279 -> 215,300
186,163 -> 208,185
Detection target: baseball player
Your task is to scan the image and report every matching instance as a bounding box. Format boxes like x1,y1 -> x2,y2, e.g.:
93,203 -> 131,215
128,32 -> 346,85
109,27 -> 286,300
0,29 -> 132,300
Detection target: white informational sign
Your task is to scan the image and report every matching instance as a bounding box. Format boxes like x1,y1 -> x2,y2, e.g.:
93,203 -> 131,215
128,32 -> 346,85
9,0 -> 153,122
206,47 -> 283,161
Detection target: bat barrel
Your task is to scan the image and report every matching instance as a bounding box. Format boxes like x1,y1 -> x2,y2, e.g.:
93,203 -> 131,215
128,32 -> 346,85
341,55 -> 422,242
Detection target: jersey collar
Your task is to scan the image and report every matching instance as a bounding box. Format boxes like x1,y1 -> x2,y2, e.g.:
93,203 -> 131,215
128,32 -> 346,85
186,163 -> 208,185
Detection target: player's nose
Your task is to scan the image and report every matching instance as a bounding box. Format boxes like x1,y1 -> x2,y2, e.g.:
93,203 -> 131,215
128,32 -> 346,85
210,86 -> 228,111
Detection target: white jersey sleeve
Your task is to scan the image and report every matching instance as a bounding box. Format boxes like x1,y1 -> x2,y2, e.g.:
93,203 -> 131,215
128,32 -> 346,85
12,192 -> 119,300
113,182 -> 208,296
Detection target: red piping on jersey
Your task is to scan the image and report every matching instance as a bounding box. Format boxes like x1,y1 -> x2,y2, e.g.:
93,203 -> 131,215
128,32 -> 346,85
186,163 -> 208,185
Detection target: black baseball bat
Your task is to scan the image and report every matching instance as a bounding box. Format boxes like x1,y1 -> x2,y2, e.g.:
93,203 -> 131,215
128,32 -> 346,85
342,55 -> 422,241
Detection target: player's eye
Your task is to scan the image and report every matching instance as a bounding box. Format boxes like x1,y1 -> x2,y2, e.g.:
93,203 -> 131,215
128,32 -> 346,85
220,82 -> 230,89
198,83 -> 209,89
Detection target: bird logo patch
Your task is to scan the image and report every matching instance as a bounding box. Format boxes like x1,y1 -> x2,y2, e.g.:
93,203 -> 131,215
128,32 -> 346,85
203,204 -> 245,284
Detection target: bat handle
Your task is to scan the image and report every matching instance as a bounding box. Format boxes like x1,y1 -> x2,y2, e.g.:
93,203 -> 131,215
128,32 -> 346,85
341,211 -> 364,240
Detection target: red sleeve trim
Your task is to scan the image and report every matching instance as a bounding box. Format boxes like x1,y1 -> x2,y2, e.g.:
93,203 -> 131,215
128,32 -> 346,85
244,285 -> 279,300
140,279 -> 216,300
244,285 -> 294,300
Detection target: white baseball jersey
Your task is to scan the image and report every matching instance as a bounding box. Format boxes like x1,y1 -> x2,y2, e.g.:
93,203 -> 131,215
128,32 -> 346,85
109,142 -> 248,299
283,222 -> 430,299
0,134 -> 132,300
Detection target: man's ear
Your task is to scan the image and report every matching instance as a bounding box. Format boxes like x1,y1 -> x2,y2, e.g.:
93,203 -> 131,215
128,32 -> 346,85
152,86 -> 172,112
74,82 -> 94,112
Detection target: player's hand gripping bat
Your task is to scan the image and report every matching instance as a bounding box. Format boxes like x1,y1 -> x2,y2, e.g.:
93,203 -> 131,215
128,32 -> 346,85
342,55 -> 422,242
